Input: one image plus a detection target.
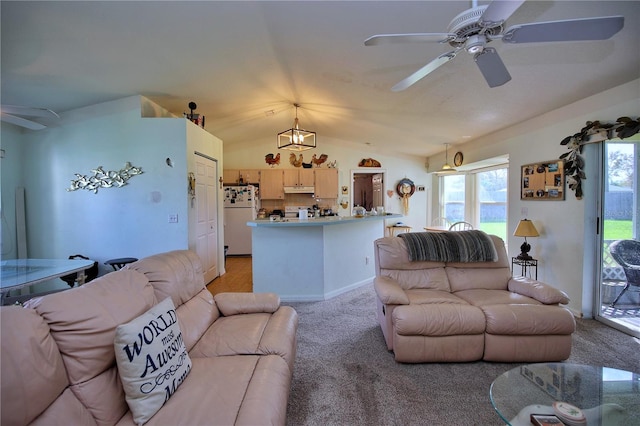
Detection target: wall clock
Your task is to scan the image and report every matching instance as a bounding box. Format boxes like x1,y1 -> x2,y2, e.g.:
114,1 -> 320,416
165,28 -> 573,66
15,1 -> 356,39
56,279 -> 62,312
453,151 -> 464,167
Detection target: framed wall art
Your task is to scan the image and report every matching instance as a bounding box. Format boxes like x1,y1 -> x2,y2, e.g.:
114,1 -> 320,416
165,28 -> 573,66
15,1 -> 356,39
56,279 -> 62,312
521,160 -> 565,200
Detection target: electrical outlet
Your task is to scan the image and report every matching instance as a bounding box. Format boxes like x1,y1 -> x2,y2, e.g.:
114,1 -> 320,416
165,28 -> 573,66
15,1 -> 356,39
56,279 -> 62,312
521,207 -> 528,217
168,214 -> 178,223
365,256 -> 370,265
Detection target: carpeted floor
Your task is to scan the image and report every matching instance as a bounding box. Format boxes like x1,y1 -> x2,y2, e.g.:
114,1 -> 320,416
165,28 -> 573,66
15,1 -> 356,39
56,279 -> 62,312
284,284 -> 640,426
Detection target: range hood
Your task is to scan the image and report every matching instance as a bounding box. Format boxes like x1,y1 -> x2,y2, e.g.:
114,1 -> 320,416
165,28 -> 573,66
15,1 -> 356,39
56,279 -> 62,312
283,186 -> 315,194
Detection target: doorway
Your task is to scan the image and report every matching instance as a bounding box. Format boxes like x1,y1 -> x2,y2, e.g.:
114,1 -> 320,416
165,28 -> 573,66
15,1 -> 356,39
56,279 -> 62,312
596,138 -> 639,337
351,169 -> 386,212
193,153 -> 219,284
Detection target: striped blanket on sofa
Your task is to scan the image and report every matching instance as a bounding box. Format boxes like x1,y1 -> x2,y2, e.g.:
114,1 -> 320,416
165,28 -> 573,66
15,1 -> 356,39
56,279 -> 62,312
398,230 -> 498,262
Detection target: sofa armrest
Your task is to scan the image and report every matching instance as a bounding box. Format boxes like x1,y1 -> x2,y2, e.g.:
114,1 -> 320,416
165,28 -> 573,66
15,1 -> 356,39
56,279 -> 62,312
508,276 -> 570,305
374,276 -> 410,305
214,292 -> 280,316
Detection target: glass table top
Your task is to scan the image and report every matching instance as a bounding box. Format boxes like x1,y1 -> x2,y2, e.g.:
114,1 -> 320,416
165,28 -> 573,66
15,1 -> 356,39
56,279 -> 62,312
490,363 -> 640,426
1,258 -> 95,291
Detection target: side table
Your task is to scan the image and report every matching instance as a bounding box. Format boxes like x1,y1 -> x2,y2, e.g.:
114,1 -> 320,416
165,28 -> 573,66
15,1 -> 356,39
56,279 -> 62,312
386,225 -> 412,237
512,257 -> 537,280
105,257 -> 138,271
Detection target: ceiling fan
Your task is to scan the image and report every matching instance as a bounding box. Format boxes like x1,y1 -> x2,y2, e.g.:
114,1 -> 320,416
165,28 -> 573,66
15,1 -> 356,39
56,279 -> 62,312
1,105 -> 60,130
365,0 -> 624,91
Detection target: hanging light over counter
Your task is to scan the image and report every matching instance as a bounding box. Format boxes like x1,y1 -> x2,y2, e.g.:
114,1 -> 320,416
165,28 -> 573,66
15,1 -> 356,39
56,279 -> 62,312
277,103 -> 316,151
436,143 -> 457,174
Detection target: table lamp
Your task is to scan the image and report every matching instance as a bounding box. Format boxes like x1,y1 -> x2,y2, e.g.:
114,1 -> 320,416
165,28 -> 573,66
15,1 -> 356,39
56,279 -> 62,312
514,219 -> 539,260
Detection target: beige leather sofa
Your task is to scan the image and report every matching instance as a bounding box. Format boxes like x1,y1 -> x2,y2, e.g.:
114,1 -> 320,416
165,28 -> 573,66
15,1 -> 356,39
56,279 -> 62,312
1,250 -> 298,425
374,234 -> 575,363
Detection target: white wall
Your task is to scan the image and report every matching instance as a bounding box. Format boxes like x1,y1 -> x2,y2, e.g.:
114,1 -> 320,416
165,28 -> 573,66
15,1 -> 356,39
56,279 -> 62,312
223,138 -> 429,230
427,79 -> 640,317
1,124 -> 26,259
1,96 -> 224,293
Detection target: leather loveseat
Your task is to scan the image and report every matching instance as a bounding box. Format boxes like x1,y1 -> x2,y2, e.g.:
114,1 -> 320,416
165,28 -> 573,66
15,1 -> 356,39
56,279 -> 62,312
373,232 -> 575,363
1,250 -> 298,425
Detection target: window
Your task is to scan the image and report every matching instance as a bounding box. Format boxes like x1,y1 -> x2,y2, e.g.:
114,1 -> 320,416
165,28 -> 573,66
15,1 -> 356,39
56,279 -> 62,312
441,174 -> 465,222
476,168 -> 508,241
439,165 -> 508,241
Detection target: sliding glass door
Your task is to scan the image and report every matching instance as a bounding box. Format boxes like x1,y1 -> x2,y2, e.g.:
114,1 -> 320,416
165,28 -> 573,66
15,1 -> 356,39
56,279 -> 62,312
597,139 -> 639,337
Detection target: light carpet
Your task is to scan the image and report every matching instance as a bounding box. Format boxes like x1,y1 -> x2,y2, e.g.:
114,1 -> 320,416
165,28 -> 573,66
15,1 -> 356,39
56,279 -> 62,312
285,284 -> 640,425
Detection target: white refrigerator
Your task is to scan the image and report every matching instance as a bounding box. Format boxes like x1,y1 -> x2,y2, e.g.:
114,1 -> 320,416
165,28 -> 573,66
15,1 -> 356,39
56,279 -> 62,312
223,185 -> 259,255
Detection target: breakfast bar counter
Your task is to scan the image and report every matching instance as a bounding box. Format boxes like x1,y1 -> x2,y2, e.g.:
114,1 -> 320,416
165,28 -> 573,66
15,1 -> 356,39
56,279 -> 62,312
248,214 -> 402,301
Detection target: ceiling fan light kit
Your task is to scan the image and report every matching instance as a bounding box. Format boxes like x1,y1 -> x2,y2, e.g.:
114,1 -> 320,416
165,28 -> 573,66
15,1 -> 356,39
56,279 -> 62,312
277,103 -> 316,152
365,0 -> 624,91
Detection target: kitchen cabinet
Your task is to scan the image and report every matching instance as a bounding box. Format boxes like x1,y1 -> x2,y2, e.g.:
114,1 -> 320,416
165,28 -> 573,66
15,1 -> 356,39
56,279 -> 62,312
283,169 -> 314,187
239,169 -> 260,185
223,169 -> 240,185
260,169 -> 284,199
314,169 -> 338,199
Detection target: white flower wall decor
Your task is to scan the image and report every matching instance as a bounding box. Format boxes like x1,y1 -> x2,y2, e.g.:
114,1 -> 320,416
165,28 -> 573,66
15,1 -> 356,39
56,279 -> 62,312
67,162 -> 143,194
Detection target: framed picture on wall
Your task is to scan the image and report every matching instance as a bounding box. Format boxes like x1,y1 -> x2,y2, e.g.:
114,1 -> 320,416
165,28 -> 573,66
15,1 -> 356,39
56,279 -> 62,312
521,160 -> 565,200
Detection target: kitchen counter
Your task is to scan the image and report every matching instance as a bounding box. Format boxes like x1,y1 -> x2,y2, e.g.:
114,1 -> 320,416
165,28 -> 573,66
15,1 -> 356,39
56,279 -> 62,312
247,213 -> 402,227
248,213 -> 403,301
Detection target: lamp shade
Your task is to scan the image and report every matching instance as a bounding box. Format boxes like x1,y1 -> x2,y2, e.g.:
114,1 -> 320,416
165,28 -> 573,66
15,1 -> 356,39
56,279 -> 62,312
513,219 -> 539,237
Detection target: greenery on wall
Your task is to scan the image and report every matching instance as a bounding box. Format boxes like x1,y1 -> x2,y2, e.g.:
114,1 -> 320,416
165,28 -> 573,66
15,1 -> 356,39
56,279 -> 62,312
559,116 -> 640,199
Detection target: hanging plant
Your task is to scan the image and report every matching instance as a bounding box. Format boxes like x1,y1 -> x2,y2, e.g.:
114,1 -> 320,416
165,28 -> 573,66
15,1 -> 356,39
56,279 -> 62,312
559,116 -> 639,200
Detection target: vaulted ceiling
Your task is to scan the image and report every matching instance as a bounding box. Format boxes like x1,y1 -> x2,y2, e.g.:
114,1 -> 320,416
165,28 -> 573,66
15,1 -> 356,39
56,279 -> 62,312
2,1 -> 639,157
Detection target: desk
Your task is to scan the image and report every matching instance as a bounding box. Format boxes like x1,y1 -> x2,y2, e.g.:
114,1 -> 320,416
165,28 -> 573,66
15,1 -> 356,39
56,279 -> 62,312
386,225 -> 412,236
1,258 -> 95,303
490,363 -> 640,425
512,257 -> 538,280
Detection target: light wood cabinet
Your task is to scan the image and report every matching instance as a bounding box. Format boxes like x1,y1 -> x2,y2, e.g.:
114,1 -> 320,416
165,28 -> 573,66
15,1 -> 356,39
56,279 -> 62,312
260,169 -> 284,199
314,169 -> 339,199
283,169 -> 314,187
239,169 -> 260,185
223,169 -> 240,185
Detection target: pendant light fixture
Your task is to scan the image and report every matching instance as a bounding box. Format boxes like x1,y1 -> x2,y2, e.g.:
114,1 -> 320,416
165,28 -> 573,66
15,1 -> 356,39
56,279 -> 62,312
277,103 -> 317,151
437,143 -> 457,173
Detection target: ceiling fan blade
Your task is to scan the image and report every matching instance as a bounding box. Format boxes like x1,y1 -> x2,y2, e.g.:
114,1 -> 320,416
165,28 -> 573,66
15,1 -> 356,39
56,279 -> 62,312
365,33 -> 456,46
391,51 -> 458,92
1,113 -> 47,130
502,16 -> 624,43
473,48 -> 511,88
0,105 -> 60,119
479,0 -> 526,27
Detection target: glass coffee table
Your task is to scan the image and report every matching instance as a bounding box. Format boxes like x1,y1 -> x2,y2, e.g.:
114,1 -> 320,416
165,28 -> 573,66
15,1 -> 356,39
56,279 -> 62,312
490,363 -> 639,426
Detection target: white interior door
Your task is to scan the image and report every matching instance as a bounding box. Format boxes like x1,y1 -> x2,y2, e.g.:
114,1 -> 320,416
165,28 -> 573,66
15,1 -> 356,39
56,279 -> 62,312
195,154 -> 219,284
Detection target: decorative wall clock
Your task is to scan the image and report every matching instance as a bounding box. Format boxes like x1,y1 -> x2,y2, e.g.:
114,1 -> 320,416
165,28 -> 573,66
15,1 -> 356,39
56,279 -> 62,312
396,178 -> 415,215
454,151 -> 464,167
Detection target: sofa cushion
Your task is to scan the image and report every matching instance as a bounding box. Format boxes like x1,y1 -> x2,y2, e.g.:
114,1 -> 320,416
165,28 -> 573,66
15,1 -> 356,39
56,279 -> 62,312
175,288 -> 220,352
25,269 -> 156,425
446,266 -> 512,292
114,355 -> 291,426
125,250 -> 205,309
392,304 -> 485,336
375,237 -> 445,270
0,306 -> 73,425
115,297 -> 192,426
381,267 -> 451,291
405,288 -> 468,305
214,292 -> 280,315
508,276 -> 570,305
454,289 -> 541,306
482,304 -> 576,335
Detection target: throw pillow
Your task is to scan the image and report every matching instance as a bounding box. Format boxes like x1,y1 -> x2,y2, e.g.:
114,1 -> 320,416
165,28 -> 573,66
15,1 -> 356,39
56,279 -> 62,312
114,297 -> 192,425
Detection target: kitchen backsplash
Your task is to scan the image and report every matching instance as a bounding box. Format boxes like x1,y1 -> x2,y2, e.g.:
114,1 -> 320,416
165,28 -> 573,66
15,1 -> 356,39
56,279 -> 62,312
260,193 -> 338,215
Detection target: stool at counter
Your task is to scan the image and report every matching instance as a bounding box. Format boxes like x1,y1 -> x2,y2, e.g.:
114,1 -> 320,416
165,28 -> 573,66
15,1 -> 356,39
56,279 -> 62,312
104,257 -> 138,271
